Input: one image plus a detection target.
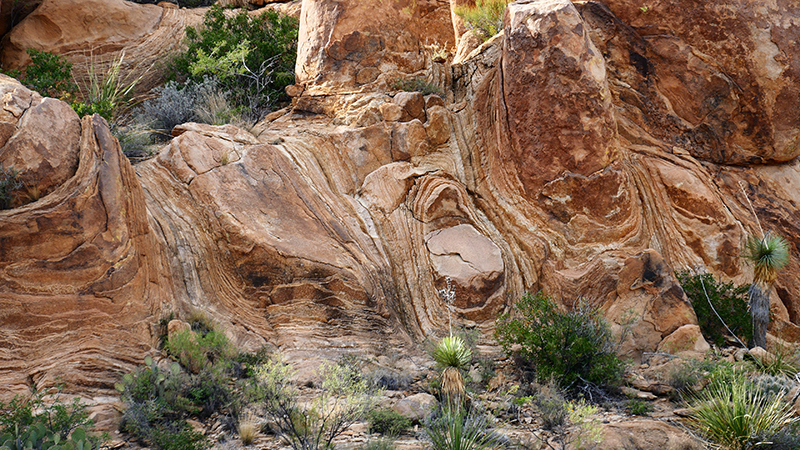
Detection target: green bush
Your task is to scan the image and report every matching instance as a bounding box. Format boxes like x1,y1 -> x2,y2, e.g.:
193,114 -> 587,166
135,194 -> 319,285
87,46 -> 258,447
171,5 -> 298,121
164,328 -> 235,374
495,292 -> 624,390
626,399 -> 653,416
11,49 -> 76,98
251,356 -> 380,450
677,271 -> 752,347
367,409 -> 412,436
117,356 -> 211,450
0,386 -> 106,450
453,0 -> 508,42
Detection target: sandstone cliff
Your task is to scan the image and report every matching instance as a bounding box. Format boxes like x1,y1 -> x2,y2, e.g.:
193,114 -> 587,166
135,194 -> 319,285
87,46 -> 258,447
2,0 -> 800,407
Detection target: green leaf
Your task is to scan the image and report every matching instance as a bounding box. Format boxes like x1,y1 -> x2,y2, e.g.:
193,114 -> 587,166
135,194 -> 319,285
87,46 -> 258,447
144,355 -> 153,366
170,362 -> 181,375
70,429 -> 85,444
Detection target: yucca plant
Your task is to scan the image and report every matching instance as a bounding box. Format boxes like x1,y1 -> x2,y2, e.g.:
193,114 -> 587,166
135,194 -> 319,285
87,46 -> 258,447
73,51 -> 144,122
685,374 -> 797,450
743,232 -> 790,349
424,406 -> 506,450
432,336 -> 472,406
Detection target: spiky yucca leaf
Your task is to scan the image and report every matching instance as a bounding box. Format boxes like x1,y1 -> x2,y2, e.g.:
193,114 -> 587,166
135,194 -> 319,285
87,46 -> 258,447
685,375 -> 797,450
433,336 -> 472,370
744,232 -> 790,284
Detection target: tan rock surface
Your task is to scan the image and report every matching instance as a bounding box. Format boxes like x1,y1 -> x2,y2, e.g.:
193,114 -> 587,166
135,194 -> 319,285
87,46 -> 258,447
5,0 -> 800,408
0,109 -> 172,400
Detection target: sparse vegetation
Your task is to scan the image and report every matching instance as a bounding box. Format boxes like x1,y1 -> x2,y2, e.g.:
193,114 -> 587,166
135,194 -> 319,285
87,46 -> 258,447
8,49 -> 75,98
677,271 -> 752,348
170,5 -> 299,123
626,398 -> 653,416
685,373 -> 797,450
367,409 -> 413,437
495,292 -> 624,391
391,78 -> 441,96
453,0 -> 508,42
71,51 -> 143,122
423,405 -> 506,450
0,385 -> 107,450
250,355 -> 381,450
0,163 -> 22,210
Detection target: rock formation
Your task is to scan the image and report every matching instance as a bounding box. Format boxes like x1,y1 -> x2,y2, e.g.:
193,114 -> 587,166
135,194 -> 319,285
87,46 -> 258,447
2,0 -> 800,412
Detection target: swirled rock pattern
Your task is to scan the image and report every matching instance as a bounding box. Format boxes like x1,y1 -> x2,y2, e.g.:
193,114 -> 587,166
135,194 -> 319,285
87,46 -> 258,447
3,0 -> 800,411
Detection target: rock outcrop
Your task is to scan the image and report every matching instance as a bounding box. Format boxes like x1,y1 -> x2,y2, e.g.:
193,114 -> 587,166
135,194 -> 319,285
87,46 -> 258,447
0,76 -> 172,398
4,0 -> 800,406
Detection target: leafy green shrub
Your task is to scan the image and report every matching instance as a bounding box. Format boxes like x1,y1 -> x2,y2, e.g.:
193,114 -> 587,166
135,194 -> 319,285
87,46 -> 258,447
251,355 -> 380,450
453,0 -> 508,42
367,409 -> 412,437
677,271 -> 752,347
0,386 -> 106,450
391,78 -> 441,96
423,405 -> 506,450
496,292 -> 624,390
0,163 -> 22,210
117,356 -> 211,450
626,399 -> 653,416
685,373 -> 797,450
164,328 -> 235,374
171,6 -> 298,121
12,49 -> 76,98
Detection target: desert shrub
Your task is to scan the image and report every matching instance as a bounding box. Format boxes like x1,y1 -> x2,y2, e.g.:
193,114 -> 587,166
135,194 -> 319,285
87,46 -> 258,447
71,52 -> 142,122
0,164 -> 22,210
164,328 -> 235,374
11,49 -> 76,98
747,426 -> 800,450
360,439 -> 397,450
171,6 -> 298,121
626,399 -> 653,416
531,381 -> 568,430
117,356 -> 210,450
453,0 -> 508,42
423,405 -> 506,450
752,344 -> 800,378
677,271 -> 752,347
367,409 -> 412,437
668,358 -> 740,400
251,355 -> 380,450
496,292 -> 624,390
391,78 -> 441,96
366,367 -> 413,391
141,81 -> 198,133
0,386 -> 106,450
685,373 -> 797,450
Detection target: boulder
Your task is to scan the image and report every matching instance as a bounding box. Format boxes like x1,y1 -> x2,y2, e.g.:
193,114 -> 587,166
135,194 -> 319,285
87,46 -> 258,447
598,420 -> 704,450
392,392 -> 437,421
657,325 -> 711,358
0,77 -> 80,206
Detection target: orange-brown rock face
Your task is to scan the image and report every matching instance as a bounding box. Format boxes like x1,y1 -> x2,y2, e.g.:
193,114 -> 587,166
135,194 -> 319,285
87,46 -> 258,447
0,76 -> 172,399
5,0 -> 800,404
296,0 -> 455,94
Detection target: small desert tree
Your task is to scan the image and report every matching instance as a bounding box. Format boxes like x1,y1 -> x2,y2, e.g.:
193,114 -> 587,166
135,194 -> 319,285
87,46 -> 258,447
743,232 -> 789,349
